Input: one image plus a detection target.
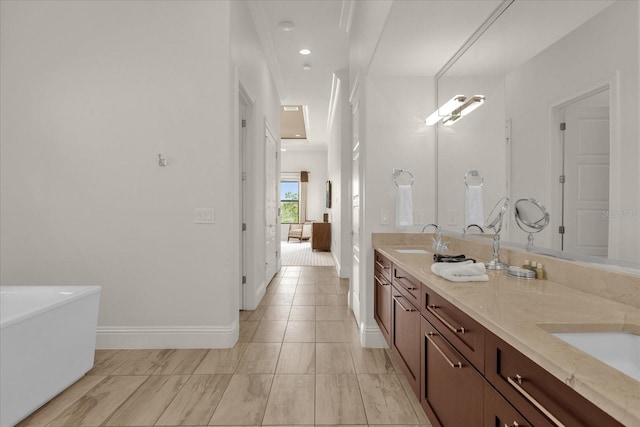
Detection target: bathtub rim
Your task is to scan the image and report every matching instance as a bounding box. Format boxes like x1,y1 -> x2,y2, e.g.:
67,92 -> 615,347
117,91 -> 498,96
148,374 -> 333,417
0,285 -> 102,329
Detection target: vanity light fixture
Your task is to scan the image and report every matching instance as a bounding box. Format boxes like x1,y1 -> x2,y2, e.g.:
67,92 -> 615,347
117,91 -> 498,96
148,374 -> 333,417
442,95 -> 486,126
425,95 -> 466,125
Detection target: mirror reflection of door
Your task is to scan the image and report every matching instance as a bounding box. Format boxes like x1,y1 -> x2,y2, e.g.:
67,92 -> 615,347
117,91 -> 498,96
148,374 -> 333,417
559,88 -> 610,257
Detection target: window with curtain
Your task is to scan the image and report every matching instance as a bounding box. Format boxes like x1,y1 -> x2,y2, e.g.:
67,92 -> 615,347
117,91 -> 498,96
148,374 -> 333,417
281,181 -> 299,224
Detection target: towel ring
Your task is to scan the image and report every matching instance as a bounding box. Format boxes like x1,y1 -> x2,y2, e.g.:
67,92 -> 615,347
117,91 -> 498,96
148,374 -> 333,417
464,170 -> 484,187
393,169 -> 414,187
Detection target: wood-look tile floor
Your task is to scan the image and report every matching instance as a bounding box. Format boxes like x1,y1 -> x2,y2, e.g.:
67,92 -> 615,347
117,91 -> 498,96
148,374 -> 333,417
18,266 -> 431,427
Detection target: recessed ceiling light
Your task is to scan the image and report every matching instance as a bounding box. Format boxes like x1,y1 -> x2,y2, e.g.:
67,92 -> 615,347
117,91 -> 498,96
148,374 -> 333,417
299,48 -> 311,55
295,134 -> 301,137
278,21 -> 295,31
281,148 -> 287,152
302,64 -> 311,71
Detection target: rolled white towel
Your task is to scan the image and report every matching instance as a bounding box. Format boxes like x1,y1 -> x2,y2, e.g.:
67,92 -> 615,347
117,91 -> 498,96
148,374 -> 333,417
431,261 -> 488,282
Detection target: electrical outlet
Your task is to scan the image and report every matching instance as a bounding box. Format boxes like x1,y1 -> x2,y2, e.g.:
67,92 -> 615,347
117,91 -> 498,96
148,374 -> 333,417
447,209 -> 457,226
194,208 -> 215,224
380,209 -> 390,225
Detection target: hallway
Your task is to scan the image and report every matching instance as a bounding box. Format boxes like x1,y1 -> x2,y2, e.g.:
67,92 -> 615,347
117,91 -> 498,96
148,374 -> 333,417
18,266 -> 430,427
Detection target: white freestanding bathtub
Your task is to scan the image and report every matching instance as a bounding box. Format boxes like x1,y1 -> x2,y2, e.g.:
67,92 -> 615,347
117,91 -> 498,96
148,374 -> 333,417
0,285 -> 101,427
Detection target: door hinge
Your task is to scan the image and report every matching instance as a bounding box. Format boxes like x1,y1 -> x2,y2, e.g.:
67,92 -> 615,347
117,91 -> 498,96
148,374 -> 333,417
242,172 -> 247,181
241,119 -> 247,128
559,225 -> 565,234
560,122 -> 566,131
276,250 -> 279,258
559,175 -> 566,184
242,223 -> 247,231
242,276 -> 246,284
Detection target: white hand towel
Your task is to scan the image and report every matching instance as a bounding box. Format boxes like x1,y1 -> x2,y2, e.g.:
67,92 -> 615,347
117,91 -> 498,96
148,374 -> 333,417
465,185 -> 484,228
431,261 -> 489,282
395,184 -> 414,227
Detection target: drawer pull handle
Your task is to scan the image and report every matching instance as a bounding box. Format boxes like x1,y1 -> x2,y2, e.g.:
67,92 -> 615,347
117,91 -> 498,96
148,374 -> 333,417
375,261 -> 390,270
427,304 -> 465,334
504,423 -> 519,427
393,296 -> 416,312
394,275 -> 417,290
507,375 -> 565,427
426,332 -> 463,369
374,275 -> 389,286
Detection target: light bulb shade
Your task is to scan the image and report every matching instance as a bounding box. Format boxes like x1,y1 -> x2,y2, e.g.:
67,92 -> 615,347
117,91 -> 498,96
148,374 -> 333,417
425,95 -> 466,125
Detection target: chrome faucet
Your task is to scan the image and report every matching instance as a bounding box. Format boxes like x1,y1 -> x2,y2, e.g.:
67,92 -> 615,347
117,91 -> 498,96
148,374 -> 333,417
463,224 -> 485,235
421,223 -> 447,251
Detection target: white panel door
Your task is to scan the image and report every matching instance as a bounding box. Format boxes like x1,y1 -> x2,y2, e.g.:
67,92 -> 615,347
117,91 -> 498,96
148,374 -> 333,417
562,97 -> 610,257
265,127 -> 278,283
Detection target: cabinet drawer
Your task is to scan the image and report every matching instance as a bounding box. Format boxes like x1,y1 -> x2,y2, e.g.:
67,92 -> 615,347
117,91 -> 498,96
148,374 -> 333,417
374,251 -> 392,281
484,381 -> 532,427
391,288 -> 420,397
486,333 -> 624,427
374,270 -> 391,346
422,284 -> 485,372
421,316 -> 483,427
392,265 -> 421,308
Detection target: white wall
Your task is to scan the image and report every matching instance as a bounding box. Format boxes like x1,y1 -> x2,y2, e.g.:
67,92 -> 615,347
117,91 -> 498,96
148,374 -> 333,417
0,0 -> 279,347
280,148 -> 329,239
437,76 -> 507,236
505,1 -> 639,263
230,1 -> 282,309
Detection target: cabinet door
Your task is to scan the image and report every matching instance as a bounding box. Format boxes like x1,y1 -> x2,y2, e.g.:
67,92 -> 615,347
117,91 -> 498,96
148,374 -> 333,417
484,381 -> 531,427
486,333 -> 624,427
391,289 -> 420,397
421,317 -> 483,427
374,271 -> 391,345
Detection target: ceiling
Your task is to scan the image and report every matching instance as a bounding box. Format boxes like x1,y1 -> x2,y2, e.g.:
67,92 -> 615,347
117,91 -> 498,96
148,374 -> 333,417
255,0 -> 615,151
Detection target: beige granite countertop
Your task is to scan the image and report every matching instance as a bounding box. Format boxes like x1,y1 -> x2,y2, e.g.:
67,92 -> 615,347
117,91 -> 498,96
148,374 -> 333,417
374,244 -> 640,426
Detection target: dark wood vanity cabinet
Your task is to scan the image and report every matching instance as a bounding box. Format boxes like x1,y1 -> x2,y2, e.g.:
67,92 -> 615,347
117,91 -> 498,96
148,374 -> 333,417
421,316 -> 484,427
391,266 -> 421,397
484,381 -> 531,427
421,285 -> 485,373
486,333 -> 624,427
373,252 -> 392,346
372,252 -> 623,427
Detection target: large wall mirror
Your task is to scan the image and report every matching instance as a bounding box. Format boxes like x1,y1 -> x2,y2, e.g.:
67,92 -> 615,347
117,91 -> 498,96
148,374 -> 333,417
436,0 -> 640,267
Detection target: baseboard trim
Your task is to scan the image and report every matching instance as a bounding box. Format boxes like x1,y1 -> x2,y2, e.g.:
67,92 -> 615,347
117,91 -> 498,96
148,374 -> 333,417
360,324 -> 388,348
96,321 -> 239,349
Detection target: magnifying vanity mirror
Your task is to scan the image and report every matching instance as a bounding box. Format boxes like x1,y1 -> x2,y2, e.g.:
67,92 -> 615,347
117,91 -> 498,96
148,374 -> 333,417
515,198 -> 550,251
435,0 -> 640,269
484,197 -> 509,270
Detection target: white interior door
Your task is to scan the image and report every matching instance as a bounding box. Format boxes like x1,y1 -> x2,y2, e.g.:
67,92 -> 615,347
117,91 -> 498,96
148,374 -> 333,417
265,126 -> 278,283
239,104 -> 247,309
561,90 -> 610,257
351,100 -> 361,324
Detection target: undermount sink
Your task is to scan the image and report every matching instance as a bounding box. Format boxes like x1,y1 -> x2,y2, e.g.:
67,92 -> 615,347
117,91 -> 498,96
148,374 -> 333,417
395,249 -> 429,254
551,332 -> 640,381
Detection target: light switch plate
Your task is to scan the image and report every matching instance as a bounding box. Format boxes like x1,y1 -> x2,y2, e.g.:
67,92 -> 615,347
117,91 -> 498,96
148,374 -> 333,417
414,210 -> 425,225
194,208 -> 215,224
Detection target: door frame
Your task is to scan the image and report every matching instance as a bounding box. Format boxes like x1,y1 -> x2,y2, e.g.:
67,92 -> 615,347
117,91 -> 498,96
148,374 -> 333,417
237,76 -> 255,311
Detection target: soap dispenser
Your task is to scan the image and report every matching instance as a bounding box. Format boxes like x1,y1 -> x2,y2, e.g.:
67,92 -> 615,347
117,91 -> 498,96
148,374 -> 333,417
536,263 -> 544,280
